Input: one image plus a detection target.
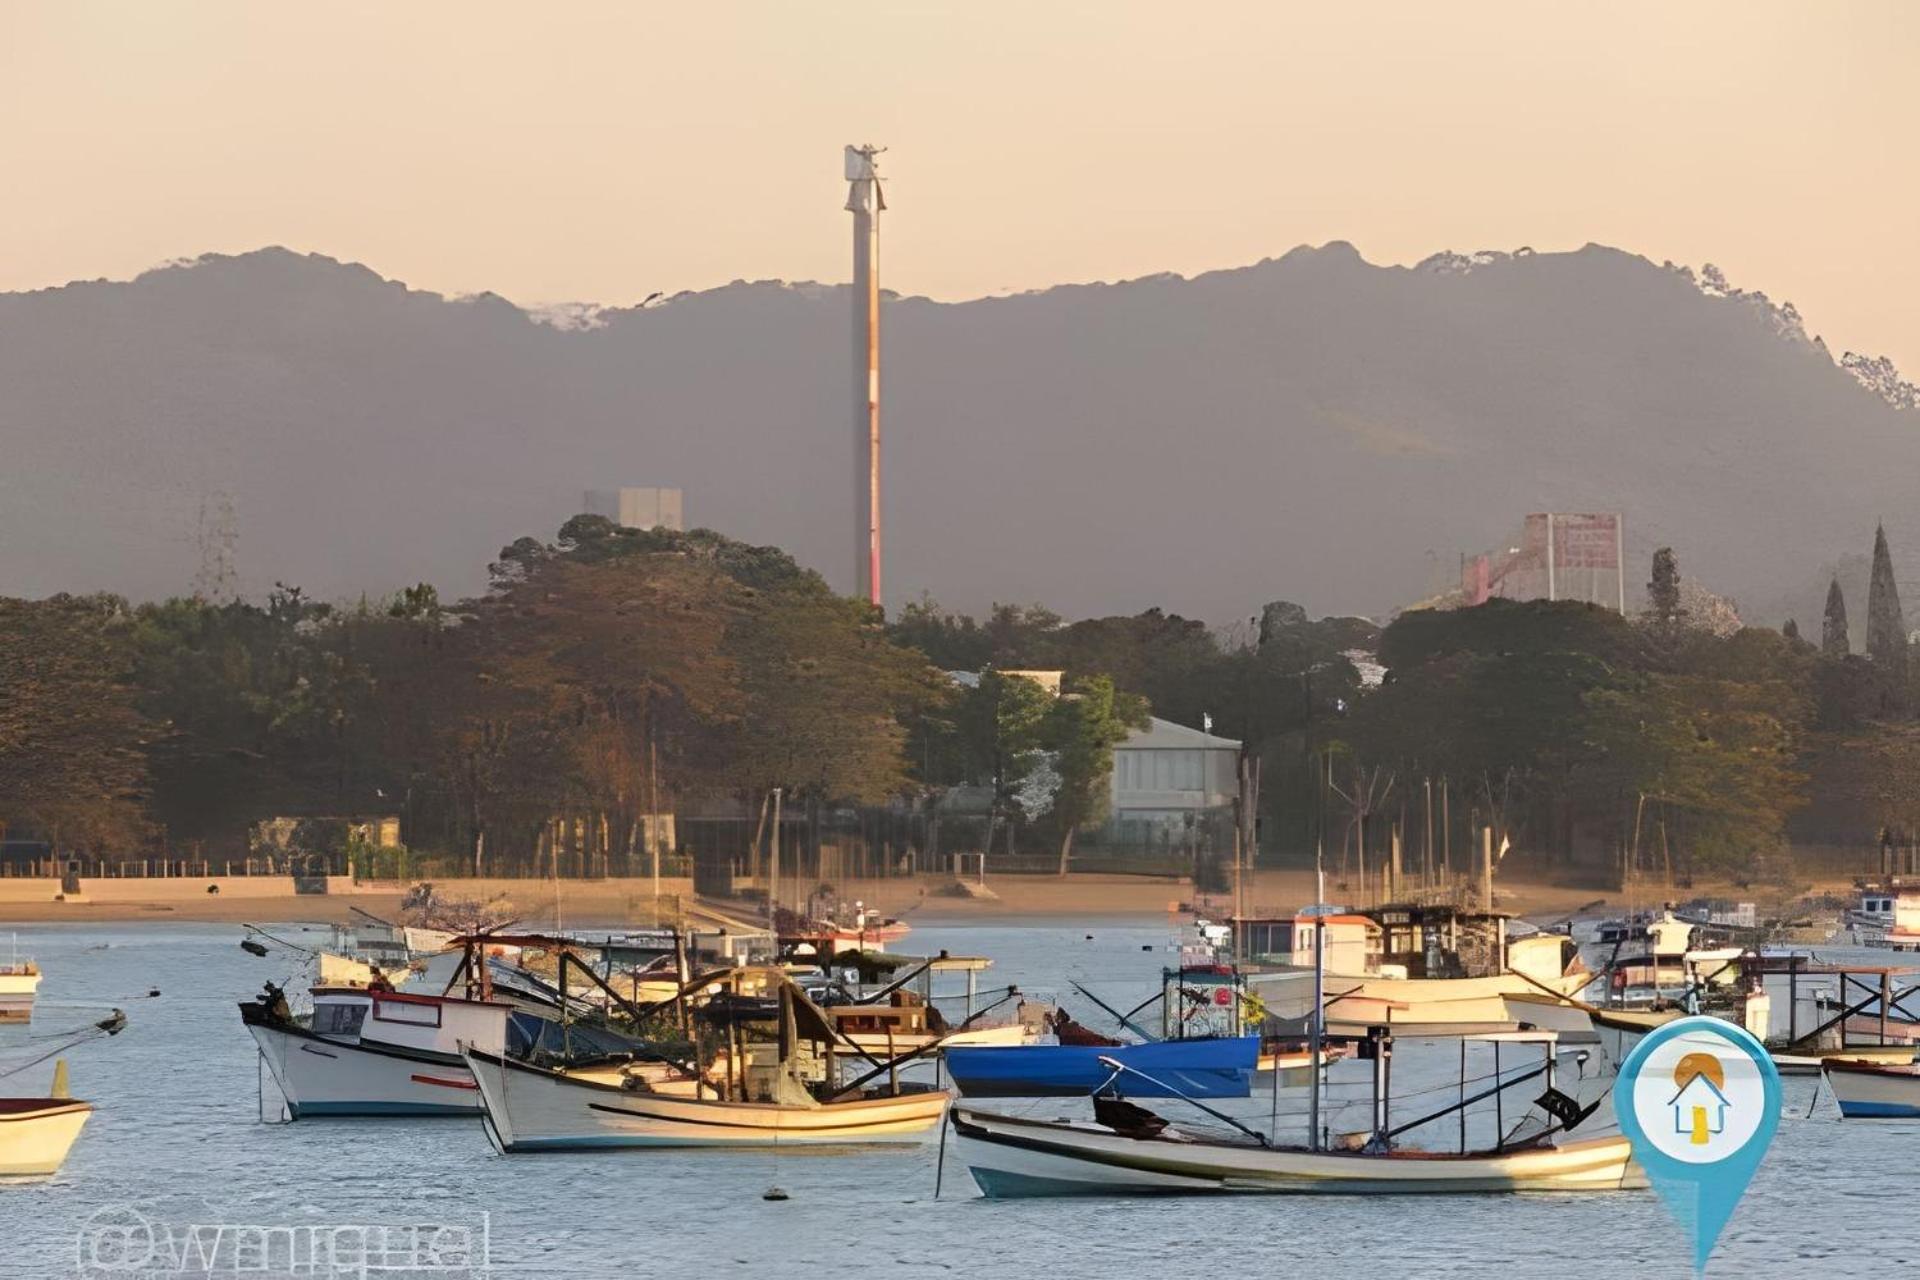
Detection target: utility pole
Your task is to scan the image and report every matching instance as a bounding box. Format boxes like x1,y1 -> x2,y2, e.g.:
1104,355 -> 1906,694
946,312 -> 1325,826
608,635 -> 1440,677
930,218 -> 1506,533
768,787 -> 784,927
845,144 -> 886,607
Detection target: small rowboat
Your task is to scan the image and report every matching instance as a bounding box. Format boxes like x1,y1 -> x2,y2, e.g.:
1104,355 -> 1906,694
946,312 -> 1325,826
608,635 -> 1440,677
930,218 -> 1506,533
0,1062 -> 92,1178
1822,1058 -> 1920,1118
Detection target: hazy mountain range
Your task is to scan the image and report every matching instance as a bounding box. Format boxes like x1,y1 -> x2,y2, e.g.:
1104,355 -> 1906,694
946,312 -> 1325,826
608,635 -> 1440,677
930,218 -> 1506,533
3,242 -> 1915,629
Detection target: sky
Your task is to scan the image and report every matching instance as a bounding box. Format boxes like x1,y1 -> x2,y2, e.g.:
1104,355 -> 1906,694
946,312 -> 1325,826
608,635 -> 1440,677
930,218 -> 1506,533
4,1 -> 1919,373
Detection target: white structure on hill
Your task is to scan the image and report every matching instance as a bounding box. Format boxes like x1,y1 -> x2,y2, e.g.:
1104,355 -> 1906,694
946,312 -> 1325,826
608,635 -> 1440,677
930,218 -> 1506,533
583,487 -> 684,531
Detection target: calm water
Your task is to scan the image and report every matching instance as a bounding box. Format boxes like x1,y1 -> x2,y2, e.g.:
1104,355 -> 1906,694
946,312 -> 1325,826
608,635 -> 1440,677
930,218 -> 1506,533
1,918 -> 1913,1279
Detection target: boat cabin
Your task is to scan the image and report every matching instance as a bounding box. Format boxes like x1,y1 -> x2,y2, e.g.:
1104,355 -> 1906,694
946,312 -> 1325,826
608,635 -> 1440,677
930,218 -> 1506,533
306,987 -> 511,1058
1232,913 -> 1383,976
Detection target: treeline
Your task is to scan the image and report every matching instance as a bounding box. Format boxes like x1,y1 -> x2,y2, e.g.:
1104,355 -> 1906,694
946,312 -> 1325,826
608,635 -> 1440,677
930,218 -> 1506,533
1340,532 -> 1920,881
4,517 -> 1914,882
3,519 -> 1281,874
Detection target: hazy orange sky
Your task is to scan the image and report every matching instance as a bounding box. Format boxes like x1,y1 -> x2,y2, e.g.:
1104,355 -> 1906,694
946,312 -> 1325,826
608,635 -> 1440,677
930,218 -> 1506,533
5,2 -> 1918,371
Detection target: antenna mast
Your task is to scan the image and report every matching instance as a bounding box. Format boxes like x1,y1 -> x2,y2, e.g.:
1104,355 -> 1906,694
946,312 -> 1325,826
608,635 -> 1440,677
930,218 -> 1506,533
845,144 -> 886,608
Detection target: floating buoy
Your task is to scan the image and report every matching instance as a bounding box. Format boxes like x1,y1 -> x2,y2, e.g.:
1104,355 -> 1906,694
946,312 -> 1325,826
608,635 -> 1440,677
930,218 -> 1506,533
762,1187 -> 789,1202
1084,934 -> 1094,940
241,940 -> 269,957
1141,944 -> 1152,952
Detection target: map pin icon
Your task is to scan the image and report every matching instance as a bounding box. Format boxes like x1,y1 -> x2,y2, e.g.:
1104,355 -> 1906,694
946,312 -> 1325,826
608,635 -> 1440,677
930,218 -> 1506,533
1612,1015 -> 1782,1275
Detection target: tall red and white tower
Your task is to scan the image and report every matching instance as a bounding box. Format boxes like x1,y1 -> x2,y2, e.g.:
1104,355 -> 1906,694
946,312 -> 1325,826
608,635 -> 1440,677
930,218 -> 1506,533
845,144 -> 885,607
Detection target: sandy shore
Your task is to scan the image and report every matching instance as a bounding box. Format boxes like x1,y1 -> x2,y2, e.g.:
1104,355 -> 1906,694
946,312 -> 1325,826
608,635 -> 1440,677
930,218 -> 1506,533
0,866 -> 1838,930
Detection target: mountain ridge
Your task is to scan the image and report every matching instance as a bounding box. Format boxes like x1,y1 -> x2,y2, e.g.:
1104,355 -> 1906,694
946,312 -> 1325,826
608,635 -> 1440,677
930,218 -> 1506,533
1,241 -> 1913,628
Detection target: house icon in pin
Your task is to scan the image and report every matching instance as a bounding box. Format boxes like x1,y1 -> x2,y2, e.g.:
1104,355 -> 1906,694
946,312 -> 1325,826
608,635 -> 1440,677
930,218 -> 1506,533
1669,1053 -> 1730,1145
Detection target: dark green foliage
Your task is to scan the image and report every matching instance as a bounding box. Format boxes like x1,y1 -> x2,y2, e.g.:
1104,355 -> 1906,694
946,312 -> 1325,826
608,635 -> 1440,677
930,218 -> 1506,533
1646,547 -> 1683,625
1866,524 -> 1908,711
1823,578 -> 1850,657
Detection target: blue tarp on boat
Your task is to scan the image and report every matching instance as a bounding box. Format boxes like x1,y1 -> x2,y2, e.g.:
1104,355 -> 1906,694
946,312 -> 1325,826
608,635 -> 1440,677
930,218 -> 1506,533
945,1036 -> 1259,1098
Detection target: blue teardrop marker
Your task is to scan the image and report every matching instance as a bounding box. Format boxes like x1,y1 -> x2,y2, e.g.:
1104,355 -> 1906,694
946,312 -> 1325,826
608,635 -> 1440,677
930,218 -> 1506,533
1612,1015 -> 1782,1275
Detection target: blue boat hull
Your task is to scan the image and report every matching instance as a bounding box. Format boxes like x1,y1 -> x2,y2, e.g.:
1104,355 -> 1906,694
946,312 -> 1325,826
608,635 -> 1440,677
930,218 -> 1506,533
945,1036 -> 1259,1099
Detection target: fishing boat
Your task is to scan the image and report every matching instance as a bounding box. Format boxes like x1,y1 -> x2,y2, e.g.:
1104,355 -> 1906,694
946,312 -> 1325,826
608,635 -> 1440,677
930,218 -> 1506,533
1821,1058 -> 1920,1118
241,983 -> 511,1118
0,936 -> 41,1024
0,1062 -> 91,1178
945,1036 -> 1260,1099
463,970 -> 948,1150
949,1105 -> 1641,1196
0,960 -> 39,1025
1235,909 -> 1592,1029
818,951 -> 1045,1053
1772,1045 -> 1915,1077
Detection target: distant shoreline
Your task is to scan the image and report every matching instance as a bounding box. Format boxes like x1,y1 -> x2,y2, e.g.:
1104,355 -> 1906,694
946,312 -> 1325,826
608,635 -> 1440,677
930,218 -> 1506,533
0,866 -> 1842,931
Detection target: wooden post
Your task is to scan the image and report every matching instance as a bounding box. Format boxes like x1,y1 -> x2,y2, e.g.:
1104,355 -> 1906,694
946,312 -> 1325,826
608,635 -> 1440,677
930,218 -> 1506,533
1388,826 -> 1402,903
1881,971 -> 1892,1046
1480,826 -> 1495,912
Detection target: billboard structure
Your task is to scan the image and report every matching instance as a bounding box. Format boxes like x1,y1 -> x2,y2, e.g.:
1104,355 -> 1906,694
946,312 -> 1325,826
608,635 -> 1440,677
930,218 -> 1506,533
1461,512 -> 1626,612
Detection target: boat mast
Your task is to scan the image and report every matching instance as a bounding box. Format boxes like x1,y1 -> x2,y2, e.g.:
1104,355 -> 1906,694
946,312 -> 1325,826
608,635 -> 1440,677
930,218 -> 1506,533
1308,841 -> 1326,1151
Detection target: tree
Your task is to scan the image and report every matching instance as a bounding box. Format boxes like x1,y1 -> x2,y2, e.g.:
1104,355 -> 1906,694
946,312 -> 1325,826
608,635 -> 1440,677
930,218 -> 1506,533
1866,523 -> 1908,710
0,595 -> 151,853
1781,618 -> 1801,644
959,671 -> 1056,853
1646,547 -> 1684,625
1580,674 -> 1806,875
1044,675 -> 1150,874
1823,578 -> 1851,657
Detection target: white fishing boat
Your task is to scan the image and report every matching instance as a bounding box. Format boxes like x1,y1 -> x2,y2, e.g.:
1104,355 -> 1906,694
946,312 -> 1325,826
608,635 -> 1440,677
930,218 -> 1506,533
1821,1058 -> 1920,1118
464,970 -> 949,1150
0,1061 -> 92,1178
241,984 -> 510,1118
1853,880 -> 1920,951
1238,910 -> 1592,1029
949,1105 -> 1641,1196
0,938 -> 41,1023
463,1046 -> 948,1149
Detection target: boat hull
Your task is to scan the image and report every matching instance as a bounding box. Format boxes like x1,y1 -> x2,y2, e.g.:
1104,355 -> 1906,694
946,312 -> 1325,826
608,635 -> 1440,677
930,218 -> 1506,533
464,1048 -> 948,1150
951,1108 -> 1643,1196
1823,1060 -> 1920,1118
946,1036 -> 1259,1099
0,1100 -> 92,1177
246,1023 -> 481,1118
1252,970 -> 1592,1028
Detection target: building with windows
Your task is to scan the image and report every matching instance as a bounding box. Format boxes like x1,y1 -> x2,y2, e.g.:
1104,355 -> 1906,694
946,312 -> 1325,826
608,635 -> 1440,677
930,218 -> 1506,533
1108,717 -> 1242,841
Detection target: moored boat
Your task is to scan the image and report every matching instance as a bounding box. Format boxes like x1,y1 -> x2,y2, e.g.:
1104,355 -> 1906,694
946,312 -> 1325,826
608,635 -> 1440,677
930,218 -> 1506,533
463,1046 -> 948,1149
0,1062 -> 92,1178
949,1105 -> 1642,1196
464,969 -> 950,1150
241,983 -> 511,1118
0,952 -> 41,1025
1822,1058 -> 1920,1118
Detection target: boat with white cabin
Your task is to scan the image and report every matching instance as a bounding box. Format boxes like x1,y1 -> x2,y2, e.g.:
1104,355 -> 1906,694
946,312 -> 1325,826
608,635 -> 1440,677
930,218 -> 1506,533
241,983 -> 510,1118
0,937 -> 41,1024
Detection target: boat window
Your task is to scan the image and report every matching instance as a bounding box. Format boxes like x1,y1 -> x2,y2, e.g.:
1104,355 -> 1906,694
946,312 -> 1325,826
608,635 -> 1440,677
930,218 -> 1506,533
371,997 -> 441,1028
312,1003 -> 367,1037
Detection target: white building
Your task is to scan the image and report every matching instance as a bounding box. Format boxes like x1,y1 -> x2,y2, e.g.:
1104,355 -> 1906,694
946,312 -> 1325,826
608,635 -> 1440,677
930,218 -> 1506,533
583,487 -> 684,531
1109,717 -> 1242,837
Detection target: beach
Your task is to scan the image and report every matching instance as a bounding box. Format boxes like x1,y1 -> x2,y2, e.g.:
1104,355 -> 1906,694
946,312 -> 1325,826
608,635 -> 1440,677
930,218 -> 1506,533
0,867 -> 1834,928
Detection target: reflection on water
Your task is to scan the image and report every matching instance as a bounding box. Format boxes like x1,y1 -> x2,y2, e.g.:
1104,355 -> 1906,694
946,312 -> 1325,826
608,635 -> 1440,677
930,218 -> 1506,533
1,919 -> 1906,1279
